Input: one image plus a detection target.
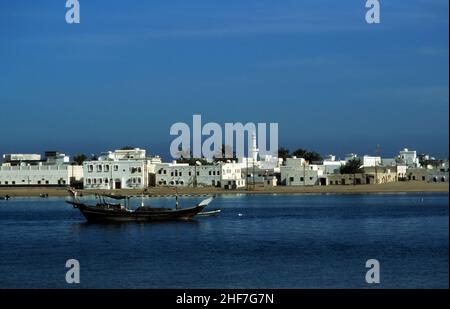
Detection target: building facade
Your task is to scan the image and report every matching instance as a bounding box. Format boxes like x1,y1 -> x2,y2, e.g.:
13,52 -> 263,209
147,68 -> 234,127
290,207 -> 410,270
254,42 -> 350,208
155,161 -> 246,189
82,148 -> 162,190
0,152 -> 82,187
280,157 -> 326,186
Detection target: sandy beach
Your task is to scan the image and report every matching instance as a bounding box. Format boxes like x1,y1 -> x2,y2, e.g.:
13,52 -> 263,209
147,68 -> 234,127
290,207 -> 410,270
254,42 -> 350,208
0,181 -> 448,197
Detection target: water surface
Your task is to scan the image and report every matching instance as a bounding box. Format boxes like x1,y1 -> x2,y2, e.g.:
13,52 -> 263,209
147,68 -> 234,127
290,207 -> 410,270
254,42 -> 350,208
0,193 -> 448,288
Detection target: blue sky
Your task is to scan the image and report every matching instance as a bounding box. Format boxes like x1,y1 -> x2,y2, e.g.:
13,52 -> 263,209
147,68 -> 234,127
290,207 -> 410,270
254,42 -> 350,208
0,0 -> 448,160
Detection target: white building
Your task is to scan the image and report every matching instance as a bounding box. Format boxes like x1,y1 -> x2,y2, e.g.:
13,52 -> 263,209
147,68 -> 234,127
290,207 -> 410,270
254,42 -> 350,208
3,154 -> 41,162
322,154 -> 346,175
239,131 -> 281,172
0,152 -> 82,187
398,148 -> 420,167
362,155 -> 381,167
155,161 -> 246,189
83,148 -> 162,190
280,157 -> 325,186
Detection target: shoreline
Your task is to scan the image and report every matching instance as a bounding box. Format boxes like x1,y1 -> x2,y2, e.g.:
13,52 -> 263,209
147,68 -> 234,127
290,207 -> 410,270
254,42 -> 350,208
0,182 -> 448,198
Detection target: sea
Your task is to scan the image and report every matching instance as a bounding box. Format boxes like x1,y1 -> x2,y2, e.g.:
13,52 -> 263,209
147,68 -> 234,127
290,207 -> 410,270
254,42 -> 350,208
0,193 -> 448,288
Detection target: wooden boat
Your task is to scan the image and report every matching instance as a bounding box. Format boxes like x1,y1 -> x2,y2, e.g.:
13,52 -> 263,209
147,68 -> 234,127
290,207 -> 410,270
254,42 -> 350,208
66,191 -> 213,222
197,209 -> 221,217
0,195 -> 11,201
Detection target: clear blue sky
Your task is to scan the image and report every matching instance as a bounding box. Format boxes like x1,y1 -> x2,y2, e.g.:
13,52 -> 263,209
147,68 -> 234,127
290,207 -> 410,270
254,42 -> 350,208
0,0 -> 448,160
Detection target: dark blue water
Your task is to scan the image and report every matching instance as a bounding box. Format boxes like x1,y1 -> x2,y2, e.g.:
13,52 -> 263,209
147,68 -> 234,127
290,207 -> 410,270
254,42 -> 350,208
0,193 -> 448,288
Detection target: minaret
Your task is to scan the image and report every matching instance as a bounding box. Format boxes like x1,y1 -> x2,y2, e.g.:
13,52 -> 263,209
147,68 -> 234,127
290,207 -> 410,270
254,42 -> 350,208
251,131 -> 259,163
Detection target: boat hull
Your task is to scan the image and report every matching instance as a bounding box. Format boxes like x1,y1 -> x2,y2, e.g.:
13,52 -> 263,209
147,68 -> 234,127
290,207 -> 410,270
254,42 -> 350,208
68,201 -> 206,222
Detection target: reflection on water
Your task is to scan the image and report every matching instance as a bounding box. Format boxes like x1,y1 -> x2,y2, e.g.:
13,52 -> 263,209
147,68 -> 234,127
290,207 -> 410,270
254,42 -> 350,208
0,193 -> 448,288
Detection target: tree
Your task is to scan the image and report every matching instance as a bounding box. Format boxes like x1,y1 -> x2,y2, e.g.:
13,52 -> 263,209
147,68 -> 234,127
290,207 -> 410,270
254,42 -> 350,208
304,151 -> 322,162
340,158 -> 363,174
120,146 -> 135,150
292,148 -> 323,162
278,147 -> 290,160
73,154 -> 87,165
292,148 -> 307,158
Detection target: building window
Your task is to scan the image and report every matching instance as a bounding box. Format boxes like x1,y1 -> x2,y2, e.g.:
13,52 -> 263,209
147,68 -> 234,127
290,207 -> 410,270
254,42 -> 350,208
137,178 -> 142,184
114,165 -> 119,171
179,172 -> 182,176
289,177 -> 294,182
87,179 -> 91,185
99,178 -> 102,184
105,165 -> 110,172
105,178 -> 109,184
97,165 -> 102,172
300,177 -> 304,182
88,165 -> 93,172
45,181 -> 49,185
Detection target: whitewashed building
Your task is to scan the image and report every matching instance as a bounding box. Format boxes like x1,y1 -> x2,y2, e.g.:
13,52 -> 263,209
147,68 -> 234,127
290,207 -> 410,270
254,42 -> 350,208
321,155 -> 345,175
155,161 -> 246,189
361,155 -> 382,167
280,157 -> 326,186
83,148 -> 162,190
0,152 -> 82,187
238,132 -> 282,172
398,148 -> 420,167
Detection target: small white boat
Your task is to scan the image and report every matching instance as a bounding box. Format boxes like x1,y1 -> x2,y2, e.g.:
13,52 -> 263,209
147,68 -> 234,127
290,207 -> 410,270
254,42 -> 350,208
197,209 -> 221,217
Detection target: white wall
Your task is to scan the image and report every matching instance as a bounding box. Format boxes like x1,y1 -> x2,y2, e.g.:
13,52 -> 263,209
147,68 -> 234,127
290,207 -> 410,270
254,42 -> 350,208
155,162 -> 245,188
0,164 -> 82,186
281,165 -> 323,186
83,160 -> 147,189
